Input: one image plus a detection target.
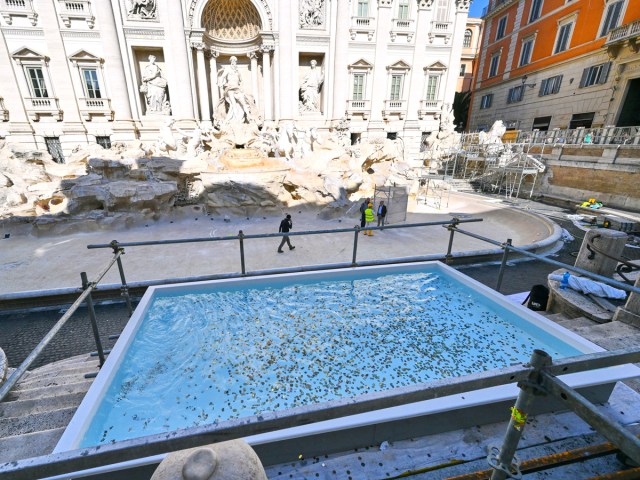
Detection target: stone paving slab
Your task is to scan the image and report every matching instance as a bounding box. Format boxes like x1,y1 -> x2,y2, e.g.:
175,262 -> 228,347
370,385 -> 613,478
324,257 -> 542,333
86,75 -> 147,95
0,193 -> 558,296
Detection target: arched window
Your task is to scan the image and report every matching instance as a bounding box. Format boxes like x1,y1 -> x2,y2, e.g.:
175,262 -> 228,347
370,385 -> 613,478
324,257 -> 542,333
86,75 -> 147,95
463,29 -> 472,48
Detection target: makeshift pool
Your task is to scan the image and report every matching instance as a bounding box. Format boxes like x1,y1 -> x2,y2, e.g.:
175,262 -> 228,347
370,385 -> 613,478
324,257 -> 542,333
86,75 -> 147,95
56,262 -> 639,461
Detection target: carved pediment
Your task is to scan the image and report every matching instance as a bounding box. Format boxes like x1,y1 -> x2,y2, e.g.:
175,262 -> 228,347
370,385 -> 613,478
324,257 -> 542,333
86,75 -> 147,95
425,61 -> 447,70
386,60 -> 411,71
68,49 -> 103,64
348,58 -> 374,71
11,47 -> 48,62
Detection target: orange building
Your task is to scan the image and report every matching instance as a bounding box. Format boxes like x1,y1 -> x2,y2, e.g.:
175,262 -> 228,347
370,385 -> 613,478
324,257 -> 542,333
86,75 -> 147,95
468,0 -> 640,132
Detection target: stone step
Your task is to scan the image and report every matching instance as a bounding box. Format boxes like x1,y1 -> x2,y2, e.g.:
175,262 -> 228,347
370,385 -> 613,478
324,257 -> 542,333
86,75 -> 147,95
0,427 -> 64,464
589,333 -> 640,352
572,321 -> 640,339
0,406 -> 76,438
542,312 -> 569,323
23,359 -> 99,383
28,354 -> 94,375
16,368 -> 98,390
0,391 -> 86,419
4,379 -> 93,402
556,316 -> 599,329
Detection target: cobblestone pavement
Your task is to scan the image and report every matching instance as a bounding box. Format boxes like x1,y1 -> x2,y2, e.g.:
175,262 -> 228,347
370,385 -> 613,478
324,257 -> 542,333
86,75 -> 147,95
1,197 -> 638,369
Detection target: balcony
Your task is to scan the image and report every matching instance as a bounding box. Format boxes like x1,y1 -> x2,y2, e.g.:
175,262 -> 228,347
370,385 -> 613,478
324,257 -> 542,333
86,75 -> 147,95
79,97 -> 114,121
418,100 -> 442,120
57,0 -> 94,28
0,0 -> 37,25
428,21 -> 452,44
605,19 -> 640,57
346,99 -> 371,120
350,16 -> 375,41
382,99 -> 406,120
25,97 -> 63,122
390,17 -> 414,42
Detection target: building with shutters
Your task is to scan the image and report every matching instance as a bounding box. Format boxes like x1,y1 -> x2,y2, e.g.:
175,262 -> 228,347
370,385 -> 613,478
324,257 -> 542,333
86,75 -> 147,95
0,0 -> 472,164
467,0 -> 640,132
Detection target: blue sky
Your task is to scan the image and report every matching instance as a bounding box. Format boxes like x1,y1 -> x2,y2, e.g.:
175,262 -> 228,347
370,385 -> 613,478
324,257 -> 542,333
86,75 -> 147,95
469,0 -> 489,18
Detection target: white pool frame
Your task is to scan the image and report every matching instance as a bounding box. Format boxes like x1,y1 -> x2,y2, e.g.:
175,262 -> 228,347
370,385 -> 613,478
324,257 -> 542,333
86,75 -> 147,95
55,261 -> 640,469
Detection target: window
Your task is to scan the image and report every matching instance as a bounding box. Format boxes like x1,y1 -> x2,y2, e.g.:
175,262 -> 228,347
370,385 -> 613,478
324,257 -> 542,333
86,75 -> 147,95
352,73 -> 365,100
463,29 -> 472,47
554,21 -> 573,53
390,74 -> 403,100
579,62 -> 611,87
95,136 -> 112,149
435,0 -> 449,22
496,15 -> 507,40
26,67 -> 48,98
397,0 -> 409,20
489,53 -> 500,77
532,116 -> 552,131
82,68 -> 101,99
459,64 -> 466,77
45,137 -> 64,163
480,93 -> 493,109
529,0 -> 543,23
387,132 -> 397,140
426,75 -> 440,100
519,37 -> 534,66
357,0 -> 368,16
507,85 -> 524,103
569,112 -> 595,129
600,1 -> 624,37
539,75 -> 563,96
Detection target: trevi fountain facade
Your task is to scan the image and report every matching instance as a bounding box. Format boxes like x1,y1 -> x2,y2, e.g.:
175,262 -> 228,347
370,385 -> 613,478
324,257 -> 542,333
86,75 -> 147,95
0,0 -> 472,229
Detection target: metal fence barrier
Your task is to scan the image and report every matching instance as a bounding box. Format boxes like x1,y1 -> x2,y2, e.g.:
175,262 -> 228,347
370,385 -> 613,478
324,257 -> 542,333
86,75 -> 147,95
2,217 -> 640,479
1,346 -> 638,480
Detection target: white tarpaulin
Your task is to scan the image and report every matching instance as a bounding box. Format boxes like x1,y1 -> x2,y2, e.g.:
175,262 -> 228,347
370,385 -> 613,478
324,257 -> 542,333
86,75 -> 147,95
549,274 -> 627,300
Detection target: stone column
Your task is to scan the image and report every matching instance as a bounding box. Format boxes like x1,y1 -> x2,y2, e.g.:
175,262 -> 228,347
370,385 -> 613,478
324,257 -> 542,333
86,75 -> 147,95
277,0 -> 295,120
261,46 -> 273,122
0,30 -> 35,145
248,51 -> 260,108
403,1 -> 432,164
209,49 -> 219,109
160,0 -> 195,120
331,0 -> 350,122
94,0 -> 137,140
574,229 -> 629,277
368,0 -> 394,131
194,43 -> 210,124
39,0 -> 88,152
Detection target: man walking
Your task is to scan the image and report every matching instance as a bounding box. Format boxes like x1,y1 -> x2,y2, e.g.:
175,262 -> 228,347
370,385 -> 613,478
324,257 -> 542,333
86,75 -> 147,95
277,214 -> 295,253
377,201 -> 387,229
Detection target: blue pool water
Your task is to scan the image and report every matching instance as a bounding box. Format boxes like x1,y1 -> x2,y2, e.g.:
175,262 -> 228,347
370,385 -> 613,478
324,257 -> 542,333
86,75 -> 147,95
80,268 -> 582,447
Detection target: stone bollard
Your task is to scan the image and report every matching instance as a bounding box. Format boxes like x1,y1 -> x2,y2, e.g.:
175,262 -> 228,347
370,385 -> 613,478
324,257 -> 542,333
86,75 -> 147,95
574,229 -> 628,277
150,440 -> 267,480
613,276 -> 640,328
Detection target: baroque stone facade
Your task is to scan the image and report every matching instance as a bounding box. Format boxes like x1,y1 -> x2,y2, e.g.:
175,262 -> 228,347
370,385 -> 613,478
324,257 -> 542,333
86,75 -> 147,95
0,0 -> 469,163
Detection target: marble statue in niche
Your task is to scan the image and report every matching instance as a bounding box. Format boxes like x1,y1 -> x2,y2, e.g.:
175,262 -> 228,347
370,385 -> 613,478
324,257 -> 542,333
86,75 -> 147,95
127,0 -> 157,19
216,56 -> 258,125
299,0 -> 325,28
299,59 -> 324,113
140,55 -> 170,115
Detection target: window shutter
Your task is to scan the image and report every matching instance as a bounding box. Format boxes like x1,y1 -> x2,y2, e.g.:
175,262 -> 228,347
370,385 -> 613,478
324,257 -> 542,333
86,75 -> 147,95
539,79 -> 547,96
579,68 -> 589,88
598,62 -> 611,84
553,75 -> 563,93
